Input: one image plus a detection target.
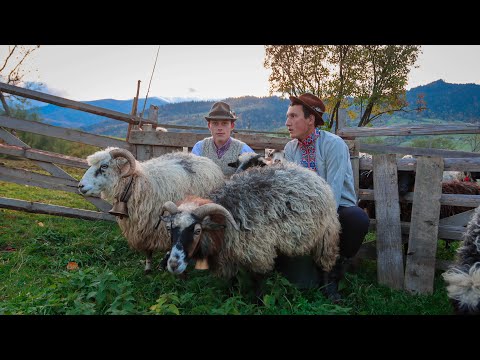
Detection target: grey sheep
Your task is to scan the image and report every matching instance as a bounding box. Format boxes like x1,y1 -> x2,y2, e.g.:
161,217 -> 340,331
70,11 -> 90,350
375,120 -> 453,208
159,162 -> 341,284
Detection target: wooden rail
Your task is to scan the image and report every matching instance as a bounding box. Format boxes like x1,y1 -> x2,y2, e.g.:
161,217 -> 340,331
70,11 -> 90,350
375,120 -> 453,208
129,129 -> 290,150
359,157 -> 480,171
0,82 -> 154,126
0,197 -> 115,221
359,143 -> 480,158
0,115 -> 130,150
0,143 -> 88,168
338,123 -> 480,137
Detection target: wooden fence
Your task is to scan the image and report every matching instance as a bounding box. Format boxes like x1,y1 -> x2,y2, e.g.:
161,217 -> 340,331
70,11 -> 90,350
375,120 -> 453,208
2,81 -> 480,294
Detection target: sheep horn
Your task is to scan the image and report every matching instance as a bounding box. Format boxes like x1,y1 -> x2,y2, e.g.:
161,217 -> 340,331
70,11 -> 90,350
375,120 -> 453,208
161,201 -> 178,216
192,204 -> 239,231
109,148 -> 136,178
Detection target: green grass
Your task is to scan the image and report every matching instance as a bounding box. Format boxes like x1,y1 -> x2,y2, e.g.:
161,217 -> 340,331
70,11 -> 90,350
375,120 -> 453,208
0,159 -> 457,315
0,209 -> 455,315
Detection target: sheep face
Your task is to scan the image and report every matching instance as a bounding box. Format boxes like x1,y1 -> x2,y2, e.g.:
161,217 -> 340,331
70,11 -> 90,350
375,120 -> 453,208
78,147 -> 134,197
163,212 -> 203,274
161,200 -> 236,274
163,211 -> 228,274
266,149 -> 285,164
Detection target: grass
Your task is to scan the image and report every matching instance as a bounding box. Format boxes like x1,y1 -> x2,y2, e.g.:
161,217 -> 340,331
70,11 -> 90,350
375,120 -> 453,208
0,159 -> 458,315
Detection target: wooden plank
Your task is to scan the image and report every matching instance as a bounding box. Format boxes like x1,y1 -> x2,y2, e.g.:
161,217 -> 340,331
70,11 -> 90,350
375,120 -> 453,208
359,189 -> 480,207
369,219 -> 465,241
0,143 -> 88,169
0,197 -> 115,222
359,143 -> 480,158
0,81 -> 155,126
0,127 -> 75,179
129,130 -> 206,147
129,129 -> 290,150
359,156 -> 480,172
351,139 -> 360,198
438,209 -> 475,227
152,145 -> 181,157
338,123 -> 480,138
0,115 -> 130,150
373,154 -> 404,289
1,166 -> 80,191
155,122 -> 288,136
404,156 -> 444,294
0,169 -> 110,211
0,128 -> 112,212
136,144 -> 153,161
0,92 -> 11,116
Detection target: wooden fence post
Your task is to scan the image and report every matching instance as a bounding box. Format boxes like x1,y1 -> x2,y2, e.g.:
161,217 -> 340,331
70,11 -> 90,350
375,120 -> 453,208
404,156 -> 444,294
373,154 -> 405,289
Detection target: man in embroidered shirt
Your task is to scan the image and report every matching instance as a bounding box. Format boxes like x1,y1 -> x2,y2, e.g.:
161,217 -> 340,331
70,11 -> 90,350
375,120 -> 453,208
191,101 -> 254,177
275,93 -> 370,302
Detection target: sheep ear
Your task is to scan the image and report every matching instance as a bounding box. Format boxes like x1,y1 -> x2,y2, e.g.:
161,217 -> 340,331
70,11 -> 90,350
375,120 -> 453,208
228,161 -> 239,168
201,217 -> 226,230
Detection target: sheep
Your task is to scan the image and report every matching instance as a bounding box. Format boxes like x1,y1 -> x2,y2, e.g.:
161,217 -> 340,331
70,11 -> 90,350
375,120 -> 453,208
158,162 -> 341,295
442,205 -> 480,314
442,171 -> 466,182
77,147 -> 225,273
227,150 -> 285,173
265,149 -> 285,164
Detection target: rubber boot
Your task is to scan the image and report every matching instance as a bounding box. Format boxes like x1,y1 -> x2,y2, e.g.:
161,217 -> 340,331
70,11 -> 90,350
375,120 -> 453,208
274,254 -> 321,289
320,256 -> 348,303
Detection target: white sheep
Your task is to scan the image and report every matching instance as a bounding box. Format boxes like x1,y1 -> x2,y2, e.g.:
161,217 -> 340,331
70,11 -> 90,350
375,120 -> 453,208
159,162 -> 341,287
78,147 -> 225,273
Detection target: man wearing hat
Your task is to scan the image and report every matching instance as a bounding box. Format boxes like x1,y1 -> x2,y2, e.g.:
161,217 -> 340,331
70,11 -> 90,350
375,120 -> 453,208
275,93 -> 370,302
192,101 -> 254,177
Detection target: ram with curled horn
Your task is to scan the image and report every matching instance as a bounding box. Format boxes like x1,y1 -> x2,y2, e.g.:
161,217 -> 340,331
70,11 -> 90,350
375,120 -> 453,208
78,146 -> 225,273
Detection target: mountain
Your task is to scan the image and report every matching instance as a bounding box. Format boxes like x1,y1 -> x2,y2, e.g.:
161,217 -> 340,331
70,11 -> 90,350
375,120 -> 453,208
405,79 -> 480,122
81,96 -> 291,138
31,97 -> 171,128
18,80 -> 480,138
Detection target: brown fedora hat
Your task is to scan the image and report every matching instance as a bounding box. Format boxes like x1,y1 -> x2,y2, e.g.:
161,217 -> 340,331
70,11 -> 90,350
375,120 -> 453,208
205,101 -> 237,122
289,93 -> 325,126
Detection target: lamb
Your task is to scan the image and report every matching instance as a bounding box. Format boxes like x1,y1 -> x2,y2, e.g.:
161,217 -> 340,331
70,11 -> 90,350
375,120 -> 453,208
77,147 -> 225,273
442,205 -> 480,314
227,149 -> 285,173
159,162 -> 341,288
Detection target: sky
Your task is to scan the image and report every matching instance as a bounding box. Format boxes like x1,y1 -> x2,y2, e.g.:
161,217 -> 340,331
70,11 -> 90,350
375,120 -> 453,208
3,45 -> 480,102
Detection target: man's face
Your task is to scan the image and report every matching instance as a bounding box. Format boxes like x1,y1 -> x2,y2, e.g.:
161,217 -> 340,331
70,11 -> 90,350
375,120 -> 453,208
208,120 -> 234,144
285,104 -> 315,141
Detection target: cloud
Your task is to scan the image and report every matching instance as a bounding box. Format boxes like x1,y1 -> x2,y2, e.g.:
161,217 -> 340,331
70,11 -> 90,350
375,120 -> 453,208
23,81 -> 68,98
188,88 -> 197,93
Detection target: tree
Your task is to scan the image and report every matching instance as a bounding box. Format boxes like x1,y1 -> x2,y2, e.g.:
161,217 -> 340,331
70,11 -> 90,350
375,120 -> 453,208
0,45 -> 41,111
0,45 -> 40,86
264,45 -> 423,131
355,45 -> 422,127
